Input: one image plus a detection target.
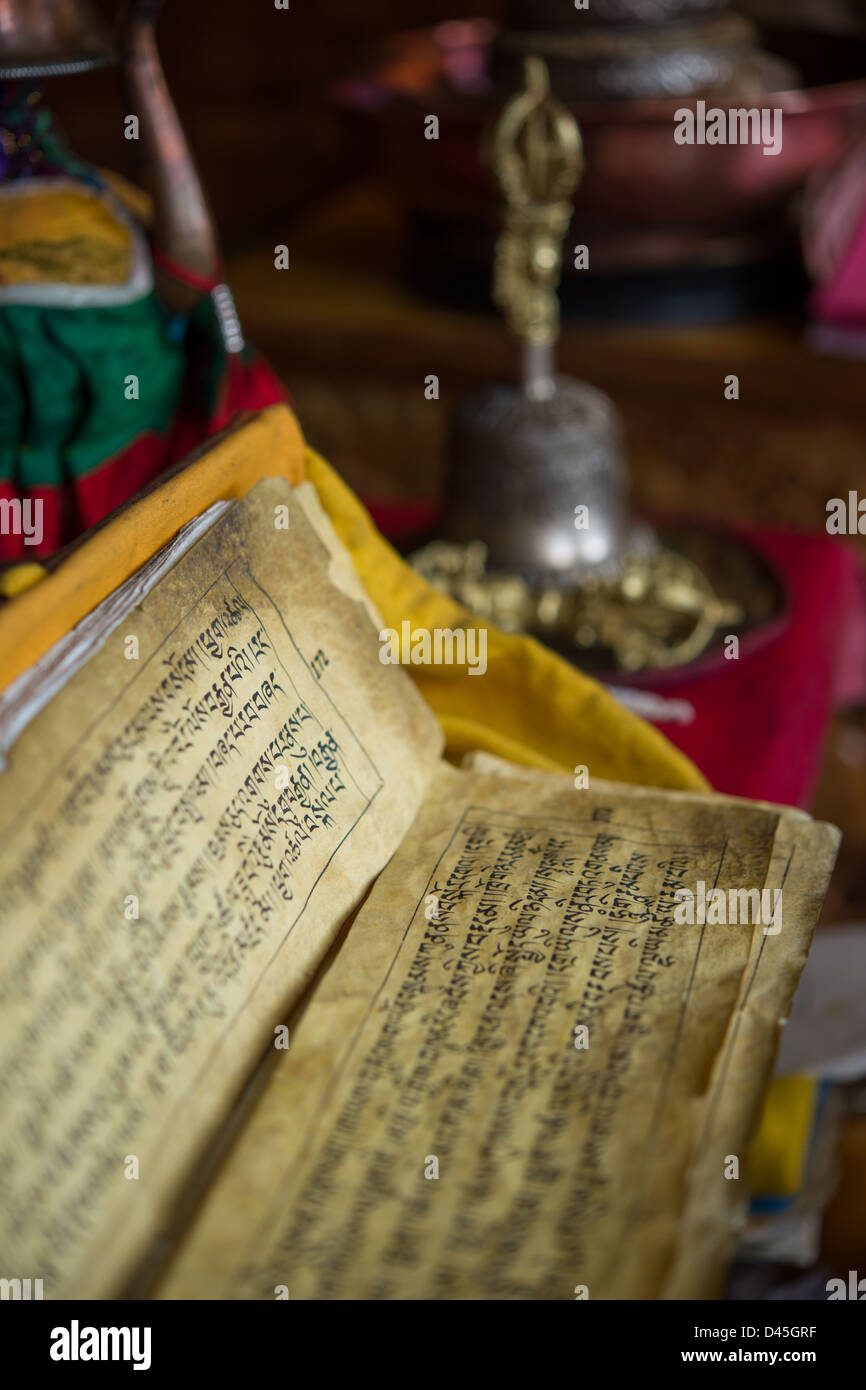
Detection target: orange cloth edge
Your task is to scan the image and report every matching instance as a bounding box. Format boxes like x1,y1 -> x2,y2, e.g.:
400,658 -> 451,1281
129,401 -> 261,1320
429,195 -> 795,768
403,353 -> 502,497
0,404 -> 305,695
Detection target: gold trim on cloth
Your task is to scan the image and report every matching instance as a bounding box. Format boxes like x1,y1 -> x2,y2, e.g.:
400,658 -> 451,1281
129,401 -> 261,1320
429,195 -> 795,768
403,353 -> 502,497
0,177 -> 153,306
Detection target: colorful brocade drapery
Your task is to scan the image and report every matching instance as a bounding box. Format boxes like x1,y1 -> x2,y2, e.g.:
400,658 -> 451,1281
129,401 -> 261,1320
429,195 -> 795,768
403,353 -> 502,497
0,85 -> 285,562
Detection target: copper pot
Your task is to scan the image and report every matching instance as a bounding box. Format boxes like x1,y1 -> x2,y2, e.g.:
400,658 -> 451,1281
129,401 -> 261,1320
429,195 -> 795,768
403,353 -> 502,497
336,20 -> 866,279
504,0 -> 727,26
493,12 -> 794,102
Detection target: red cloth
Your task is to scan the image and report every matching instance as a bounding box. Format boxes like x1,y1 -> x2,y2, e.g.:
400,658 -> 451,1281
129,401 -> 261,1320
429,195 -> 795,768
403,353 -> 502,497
804,136 -> 866,328
0,354 -> 288,565
640,527 -> 865,808
167,355 -> 288,465
367,502 -> 866,810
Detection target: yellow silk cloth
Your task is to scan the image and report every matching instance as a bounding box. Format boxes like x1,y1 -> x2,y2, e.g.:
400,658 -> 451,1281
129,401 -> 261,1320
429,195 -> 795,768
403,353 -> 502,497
0,402 -> 807,1203
304,446 -> 708,790
0,403 -> 706,789
746,1075 -> 818,1202
0,182 -> 132,287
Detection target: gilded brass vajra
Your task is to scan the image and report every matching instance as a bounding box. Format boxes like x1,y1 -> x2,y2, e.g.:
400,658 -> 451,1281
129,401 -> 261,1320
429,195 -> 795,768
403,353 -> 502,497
488,55 -> 584,349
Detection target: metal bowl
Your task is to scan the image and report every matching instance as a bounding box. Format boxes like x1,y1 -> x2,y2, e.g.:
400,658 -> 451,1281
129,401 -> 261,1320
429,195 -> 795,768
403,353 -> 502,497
335,19 -> 866,284
0,0 -> 115,78
503,0 -> 728,26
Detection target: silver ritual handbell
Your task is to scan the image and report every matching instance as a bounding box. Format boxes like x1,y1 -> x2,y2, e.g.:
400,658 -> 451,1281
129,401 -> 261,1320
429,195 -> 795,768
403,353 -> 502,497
442,57 -> 642,586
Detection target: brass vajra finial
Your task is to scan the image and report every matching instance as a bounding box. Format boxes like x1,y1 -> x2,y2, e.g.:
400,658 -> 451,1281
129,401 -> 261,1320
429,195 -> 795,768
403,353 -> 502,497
488,56 -> 584,358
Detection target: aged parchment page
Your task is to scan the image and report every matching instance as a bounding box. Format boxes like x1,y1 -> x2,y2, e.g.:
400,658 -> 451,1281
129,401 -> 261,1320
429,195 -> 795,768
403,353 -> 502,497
157,760 -> 837,1299
0,478 -> 442,1298
661,812 -> 838,1296
461,753 -> 840,1297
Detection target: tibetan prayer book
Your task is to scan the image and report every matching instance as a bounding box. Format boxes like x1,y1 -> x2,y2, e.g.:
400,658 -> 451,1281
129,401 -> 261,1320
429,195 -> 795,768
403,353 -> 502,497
0,476 -> 839,1300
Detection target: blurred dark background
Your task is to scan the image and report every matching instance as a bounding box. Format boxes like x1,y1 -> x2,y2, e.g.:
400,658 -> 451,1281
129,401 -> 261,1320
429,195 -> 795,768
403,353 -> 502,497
51,0 -> 497,252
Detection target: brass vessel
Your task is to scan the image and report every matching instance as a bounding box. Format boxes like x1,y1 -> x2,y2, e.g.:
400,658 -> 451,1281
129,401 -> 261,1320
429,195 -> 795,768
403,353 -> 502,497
0,0 -> 115,78
0,1 -> 229,324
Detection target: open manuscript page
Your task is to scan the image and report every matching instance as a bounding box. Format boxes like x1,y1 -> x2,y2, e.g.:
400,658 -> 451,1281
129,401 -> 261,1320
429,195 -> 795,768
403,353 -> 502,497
157,759 -> 838,1300
0,478 -> 442,1299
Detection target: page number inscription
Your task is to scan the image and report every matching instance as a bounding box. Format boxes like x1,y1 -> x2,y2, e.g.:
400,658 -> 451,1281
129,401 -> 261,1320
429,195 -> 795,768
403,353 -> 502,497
311,649 -> 330,679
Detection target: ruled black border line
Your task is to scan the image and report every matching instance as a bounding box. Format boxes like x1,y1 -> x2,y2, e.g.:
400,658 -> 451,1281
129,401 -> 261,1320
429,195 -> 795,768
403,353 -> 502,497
691,844 -> 796,1158
227,806 -> 723,1291
229,803 -> 478,1288
145,555 -> 384,1145
1,538 -> 391,1282
619,834 -> 729,1234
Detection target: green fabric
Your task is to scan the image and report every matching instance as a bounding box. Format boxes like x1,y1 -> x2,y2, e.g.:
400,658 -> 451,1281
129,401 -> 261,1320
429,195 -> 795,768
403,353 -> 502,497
0,295 -> 185,488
